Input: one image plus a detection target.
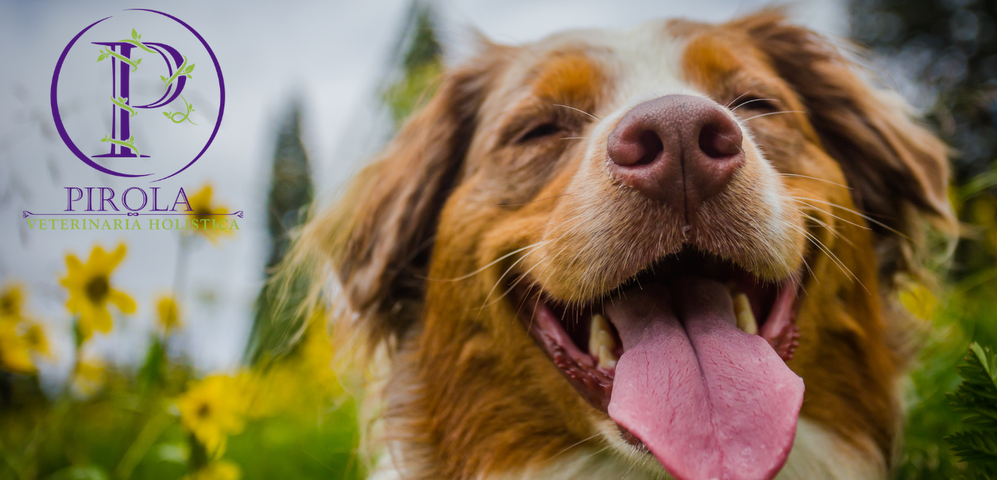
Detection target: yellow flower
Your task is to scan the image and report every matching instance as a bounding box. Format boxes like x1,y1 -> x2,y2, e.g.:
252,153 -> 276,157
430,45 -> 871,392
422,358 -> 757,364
60,243 -> 136,341
187,184 -> 232,241
0,284 -> 50,374
970,193 -> 997,256
177,374 -> 249,457
72,357 -> 106,397
0,283 -> 25,322
157,295 -> 182,334
900,282 -> 938,321
182,461 -> 241,480
22,322 -> 50,357
244,310 -> 345,418
0,322 -> 35,374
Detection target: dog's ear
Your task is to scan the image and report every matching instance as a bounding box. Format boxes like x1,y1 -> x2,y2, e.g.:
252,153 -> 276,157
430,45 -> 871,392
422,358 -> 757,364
733,10 -> 957,281
294,51 -> 504,350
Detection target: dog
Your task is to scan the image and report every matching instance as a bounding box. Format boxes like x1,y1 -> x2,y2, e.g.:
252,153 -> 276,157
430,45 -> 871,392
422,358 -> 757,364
292,8 -> 955,480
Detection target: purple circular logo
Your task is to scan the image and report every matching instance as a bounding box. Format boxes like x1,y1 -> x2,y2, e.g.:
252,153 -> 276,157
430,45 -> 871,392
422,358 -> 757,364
51,9 -> 225,182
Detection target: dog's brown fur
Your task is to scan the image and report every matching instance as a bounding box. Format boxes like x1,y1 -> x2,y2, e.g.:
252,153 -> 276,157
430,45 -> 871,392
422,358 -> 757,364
291,9 -> 954,480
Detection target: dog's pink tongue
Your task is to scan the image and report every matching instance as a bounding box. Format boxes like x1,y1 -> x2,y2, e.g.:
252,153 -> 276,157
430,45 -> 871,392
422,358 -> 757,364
606,279 -> 804,480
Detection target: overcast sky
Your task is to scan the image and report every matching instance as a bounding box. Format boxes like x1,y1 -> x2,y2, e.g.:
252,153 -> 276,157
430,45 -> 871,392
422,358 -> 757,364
0,0 -> 846,385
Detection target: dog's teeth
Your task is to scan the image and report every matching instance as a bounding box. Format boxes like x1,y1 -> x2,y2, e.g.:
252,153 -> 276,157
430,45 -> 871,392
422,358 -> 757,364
589,313 -> 618,368
732,292 -> 758,335
597,344 -> 618,369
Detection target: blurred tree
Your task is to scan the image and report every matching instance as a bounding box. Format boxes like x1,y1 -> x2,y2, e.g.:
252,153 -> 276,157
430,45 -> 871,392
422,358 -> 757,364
265,103 -> 314,268
850,0 -> 997,278
245,1 -> 444,365
851,0 -> 997,181
383,3 -> 444,126
245,101 -> 314,364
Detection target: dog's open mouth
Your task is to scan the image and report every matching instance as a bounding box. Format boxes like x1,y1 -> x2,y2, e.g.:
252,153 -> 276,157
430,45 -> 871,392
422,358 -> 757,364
512,248 -> 806,480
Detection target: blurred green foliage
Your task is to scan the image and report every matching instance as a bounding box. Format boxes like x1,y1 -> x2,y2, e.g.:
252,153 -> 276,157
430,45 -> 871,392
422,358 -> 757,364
0,360 -> 363,480
848,2 -> 997,476
899,274 -> 997,479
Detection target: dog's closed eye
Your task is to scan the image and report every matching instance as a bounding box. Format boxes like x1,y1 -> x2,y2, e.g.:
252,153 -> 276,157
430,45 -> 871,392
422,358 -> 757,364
731,96 -> 781,112
515,122 -> 564,143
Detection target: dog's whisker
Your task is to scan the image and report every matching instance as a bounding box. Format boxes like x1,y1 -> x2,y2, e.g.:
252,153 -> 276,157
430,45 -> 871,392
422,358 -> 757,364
620,455 -> 638,480
801,212 -> 842,240
779,173 -> 852,190
788,197 -> 872,232
571,443 -> 615,469
787,223 -> 868,293
552,103 -> 602,121
779,218 -> 820,289
425,240 -> 552,282
544,433 -> 602,463
478,242 -> 548,312
481,254 -> 549,311
738,110 -> 805,122
786,196 -> 897,236
725,91 -> 753,109
520,220 -> 593,329
788,196 -> 910,239
730,98 -> 782,113
802,212 -> 861,251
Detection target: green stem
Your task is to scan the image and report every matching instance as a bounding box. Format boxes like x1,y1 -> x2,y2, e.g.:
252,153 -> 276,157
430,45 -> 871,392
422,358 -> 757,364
113,411 -> 174,480
102,48 -> 140,72
166,97 -> 197,125
163,56 -> 189,90
111,97 -> 137,117
118,39 -> 156,54
110,139 -> 140,156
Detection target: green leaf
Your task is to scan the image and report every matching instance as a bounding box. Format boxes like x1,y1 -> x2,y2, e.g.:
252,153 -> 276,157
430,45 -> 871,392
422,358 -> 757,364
185,64 -> 195,74
135,58 -> 142,64
163,112 -> 170,117
131,28 -> 138,40
160,75 -> 166,82
947,431 -> 997,475
946,343 -> 997,478
97,54 -> 106,62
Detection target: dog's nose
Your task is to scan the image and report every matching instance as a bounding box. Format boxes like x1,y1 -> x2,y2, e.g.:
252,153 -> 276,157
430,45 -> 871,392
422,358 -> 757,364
607,94 -> 744,219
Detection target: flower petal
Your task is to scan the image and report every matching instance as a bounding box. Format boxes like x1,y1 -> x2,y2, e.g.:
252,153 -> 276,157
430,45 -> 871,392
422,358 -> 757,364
60,254 -> 85,288
89,304 -> 113,333
109,289 -> 137,314
89,245 -> 108,267
76,306 -> 95,340
105,243 -> 128,272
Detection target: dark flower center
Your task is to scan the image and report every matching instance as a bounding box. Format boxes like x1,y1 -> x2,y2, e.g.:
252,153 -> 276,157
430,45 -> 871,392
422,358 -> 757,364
197,403 -> 211,419
0,297 -> 16,316
85,276 -> 110,304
